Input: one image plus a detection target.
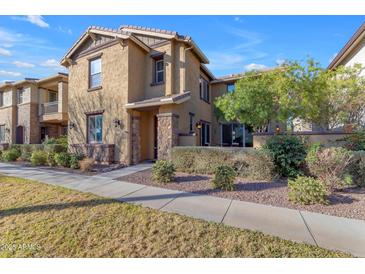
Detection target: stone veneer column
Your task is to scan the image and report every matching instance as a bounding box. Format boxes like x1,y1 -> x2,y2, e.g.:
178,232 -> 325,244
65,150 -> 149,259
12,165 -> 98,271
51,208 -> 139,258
131,115 -> 141,164
157,113 -> 179,160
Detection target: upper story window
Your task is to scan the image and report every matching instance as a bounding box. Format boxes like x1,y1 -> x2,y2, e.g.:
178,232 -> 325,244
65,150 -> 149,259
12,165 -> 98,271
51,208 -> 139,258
153,55 -> 164,84
199,77 -> 210,103
89,57 -> 102,89
87,113 -> 103,144
17,89 -> 25,104
0,92 -> 3,107
227,83 -> 235,93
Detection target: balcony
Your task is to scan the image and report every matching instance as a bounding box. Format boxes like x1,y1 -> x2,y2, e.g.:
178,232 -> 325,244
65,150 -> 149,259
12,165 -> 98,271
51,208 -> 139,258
39,101 -> 68,123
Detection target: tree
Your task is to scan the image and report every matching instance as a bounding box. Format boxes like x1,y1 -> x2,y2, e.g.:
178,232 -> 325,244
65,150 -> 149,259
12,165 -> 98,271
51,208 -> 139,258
214,58 -> 365,132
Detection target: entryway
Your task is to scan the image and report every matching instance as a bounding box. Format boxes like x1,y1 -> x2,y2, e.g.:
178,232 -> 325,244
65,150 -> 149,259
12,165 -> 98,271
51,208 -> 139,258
16,126 -> 24,144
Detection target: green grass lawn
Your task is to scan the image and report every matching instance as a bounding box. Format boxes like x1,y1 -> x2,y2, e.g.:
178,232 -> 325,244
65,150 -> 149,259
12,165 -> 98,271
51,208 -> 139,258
0,174 -> 349,258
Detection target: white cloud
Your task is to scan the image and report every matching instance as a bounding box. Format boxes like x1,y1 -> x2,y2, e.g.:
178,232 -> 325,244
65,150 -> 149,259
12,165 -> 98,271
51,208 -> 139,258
208,52 -> 247,71
13,61 -> 35,68
244,63 -> 268,71
276,59 -> 286,66
0,70 -> 21,77
12,15 -> 49,28
234,17 -> 243,23
40,59 -> 62,70
57,26 -> 72,35
329,53 -> 338,63
0,47 -> 11,56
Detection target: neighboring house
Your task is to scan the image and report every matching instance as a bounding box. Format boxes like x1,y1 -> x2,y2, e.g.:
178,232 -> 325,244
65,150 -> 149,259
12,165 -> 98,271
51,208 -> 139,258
0,73 -> 68,145
328,21 -> 365,71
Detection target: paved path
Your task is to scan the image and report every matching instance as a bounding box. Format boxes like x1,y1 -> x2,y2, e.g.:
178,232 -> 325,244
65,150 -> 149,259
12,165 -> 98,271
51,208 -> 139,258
1,162 -> 365,257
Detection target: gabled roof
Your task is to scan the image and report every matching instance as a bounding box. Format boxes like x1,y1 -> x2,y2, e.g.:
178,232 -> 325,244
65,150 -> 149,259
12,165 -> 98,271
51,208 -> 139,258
120,25 -> 209,64
328,21 -> 365,69
211,67 -> 279,84
0,73 -> 67,89
61,26 -> 150,66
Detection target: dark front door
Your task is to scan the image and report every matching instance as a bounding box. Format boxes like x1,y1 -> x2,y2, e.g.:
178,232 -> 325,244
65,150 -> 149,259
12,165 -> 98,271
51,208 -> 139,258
153,115 -> 158,159
16,126 -> 24,144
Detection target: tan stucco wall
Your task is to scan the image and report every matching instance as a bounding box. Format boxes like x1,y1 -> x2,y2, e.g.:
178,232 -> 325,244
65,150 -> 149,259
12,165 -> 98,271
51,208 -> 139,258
68,41 -> 131,164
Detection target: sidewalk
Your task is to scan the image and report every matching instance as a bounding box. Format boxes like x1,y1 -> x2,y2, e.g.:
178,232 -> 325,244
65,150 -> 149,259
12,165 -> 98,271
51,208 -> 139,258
0,162 -> 364,257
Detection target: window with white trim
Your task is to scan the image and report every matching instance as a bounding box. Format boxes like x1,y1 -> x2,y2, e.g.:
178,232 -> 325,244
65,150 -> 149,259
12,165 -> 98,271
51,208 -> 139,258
89,58 -> 102,88
17,89 -> 25,104
199,77 -> 210,103
154,57 -> 164,84
87,114 -> 103,144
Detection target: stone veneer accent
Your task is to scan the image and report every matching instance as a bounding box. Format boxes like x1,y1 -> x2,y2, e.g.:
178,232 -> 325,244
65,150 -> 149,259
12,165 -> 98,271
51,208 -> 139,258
131,116 -> 141,164
157,113 -> 179,160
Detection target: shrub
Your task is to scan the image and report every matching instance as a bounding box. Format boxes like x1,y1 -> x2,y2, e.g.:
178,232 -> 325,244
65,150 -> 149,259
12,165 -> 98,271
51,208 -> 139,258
19,144 -> 44,161
43,135 -> 68,146
171,147 -> 277,180
306,147 -> 353,192
55,152 -> 71,167
30,150 -> 47,166
212,165 -> 236,191
348,151 -> 365,187
152,160 -> 176,184
9,144 -> 21,156
341,131 -> 365,151
47,152 -> 57,167
79,158 -> 95,172
2,148 -> 21,162
288,176 -> 328,205
233,149 -> 277,180
44,144 -> 67,154
263,135 -> 307,178
69,153 -> 83,169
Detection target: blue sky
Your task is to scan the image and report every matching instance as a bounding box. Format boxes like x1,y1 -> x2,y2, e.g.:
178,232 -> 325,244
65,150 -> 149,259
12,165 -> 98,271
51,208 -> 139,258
0,15 -> 364,82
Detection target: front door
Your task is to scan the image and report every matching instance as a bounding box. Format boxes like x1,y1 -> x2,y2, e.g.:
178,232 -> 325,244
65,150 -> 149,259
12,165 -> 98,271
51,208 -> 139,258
16,126 -> 24,144
40,127 -> 48,142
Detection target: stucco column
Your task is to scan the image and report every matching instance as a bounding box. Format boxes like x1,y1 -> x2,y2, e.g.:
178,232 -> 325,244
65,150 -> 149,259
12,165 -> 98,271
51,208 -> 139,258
58,81 -> 68,114
156,113 -> 179,160
165,43 -> 174,96
131,114 -> 141,164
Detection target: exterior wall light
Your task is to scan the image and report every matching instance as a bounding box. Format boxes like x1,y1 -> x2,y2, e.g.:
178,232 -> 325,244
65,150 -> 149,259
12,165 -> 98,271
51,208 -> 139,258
68,122 -> 76,130
113,118 -> 121,128
275,125 -> 281,134
196,122 -> 202,129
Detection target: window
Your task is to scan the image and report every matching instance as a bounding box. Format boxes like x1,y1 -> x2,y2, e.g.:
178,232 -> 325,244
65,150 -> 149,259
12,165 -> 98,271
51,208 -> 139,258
199,77 -> 210,103
0,92 -> 3,107
153,56 -> 164,84
201,122 -> 210,146
17,89 -> 25,104
0,125 -> 5,143
87,114 -> 103,143
89,58 -> 102,88
227,83 -> 235,93
49,91 -> 58,102
189,112 -> 195,133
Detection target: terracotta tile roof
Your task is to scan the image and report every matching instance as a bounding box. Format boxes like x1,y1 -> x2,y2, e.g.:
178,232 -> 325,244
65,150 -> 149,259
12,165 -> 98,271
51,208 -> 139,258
89,25 -> 132,36
120,24 -> 188,39
328,21 -> 365,69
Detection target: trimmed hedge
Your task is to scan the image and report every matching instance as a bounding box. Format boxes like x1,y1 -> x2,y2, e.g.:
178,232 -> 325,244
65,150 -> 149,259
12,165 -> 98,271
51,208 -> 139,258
13,144 -> 67,161
171,146 -> 277,180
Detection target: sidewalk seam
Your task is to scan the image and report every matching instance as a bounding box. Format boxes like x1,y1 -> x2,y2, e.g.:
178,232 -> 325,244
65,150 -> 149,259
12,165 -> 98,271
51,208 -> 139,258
158,192 -> 185,210
220,199 -> 233,224
299,210 -> 318,246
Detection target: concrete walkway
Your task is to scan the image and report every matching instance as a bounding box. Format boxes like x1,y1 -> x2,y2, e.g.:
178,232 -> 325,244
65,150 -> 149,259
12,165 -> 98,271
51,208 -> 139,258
0,162 -> 365,257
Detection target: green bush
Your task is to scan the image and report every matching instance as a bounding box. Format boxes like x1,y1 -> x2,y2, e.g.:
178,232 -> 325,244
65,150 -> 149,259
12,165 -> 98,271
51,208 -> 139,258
348,151 -> 365,187
54,152 -> 71,167
42,135 -> 68,146
171,147 -> 276,179
30,150 -> 47,166
2,148 -> 21,162
19,144 -> 44,161
9,144 -> 21,156
152,160 -> 176,184
306,147 -> 353,192
47,152 -> 57,167
69,153 -> 83,169
233,149 -> 277,180
212,165 -> 236,191
288,176 -> 328,205
44,144 -> 67,154
341,131 -> 365,151
263,135 -> 307,178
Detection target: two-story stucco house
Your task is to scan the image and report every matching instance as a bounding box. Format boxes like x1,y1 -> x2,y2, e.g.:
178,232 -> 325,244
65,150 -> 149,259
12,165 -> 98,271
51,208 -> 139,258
0,73 -> 68,146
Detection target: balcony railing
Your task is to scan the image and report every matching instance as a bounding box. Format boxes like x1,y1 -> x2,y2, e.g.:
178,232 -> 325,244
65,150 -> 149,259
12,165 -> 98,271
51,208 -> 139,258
41,101 -> 58,115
